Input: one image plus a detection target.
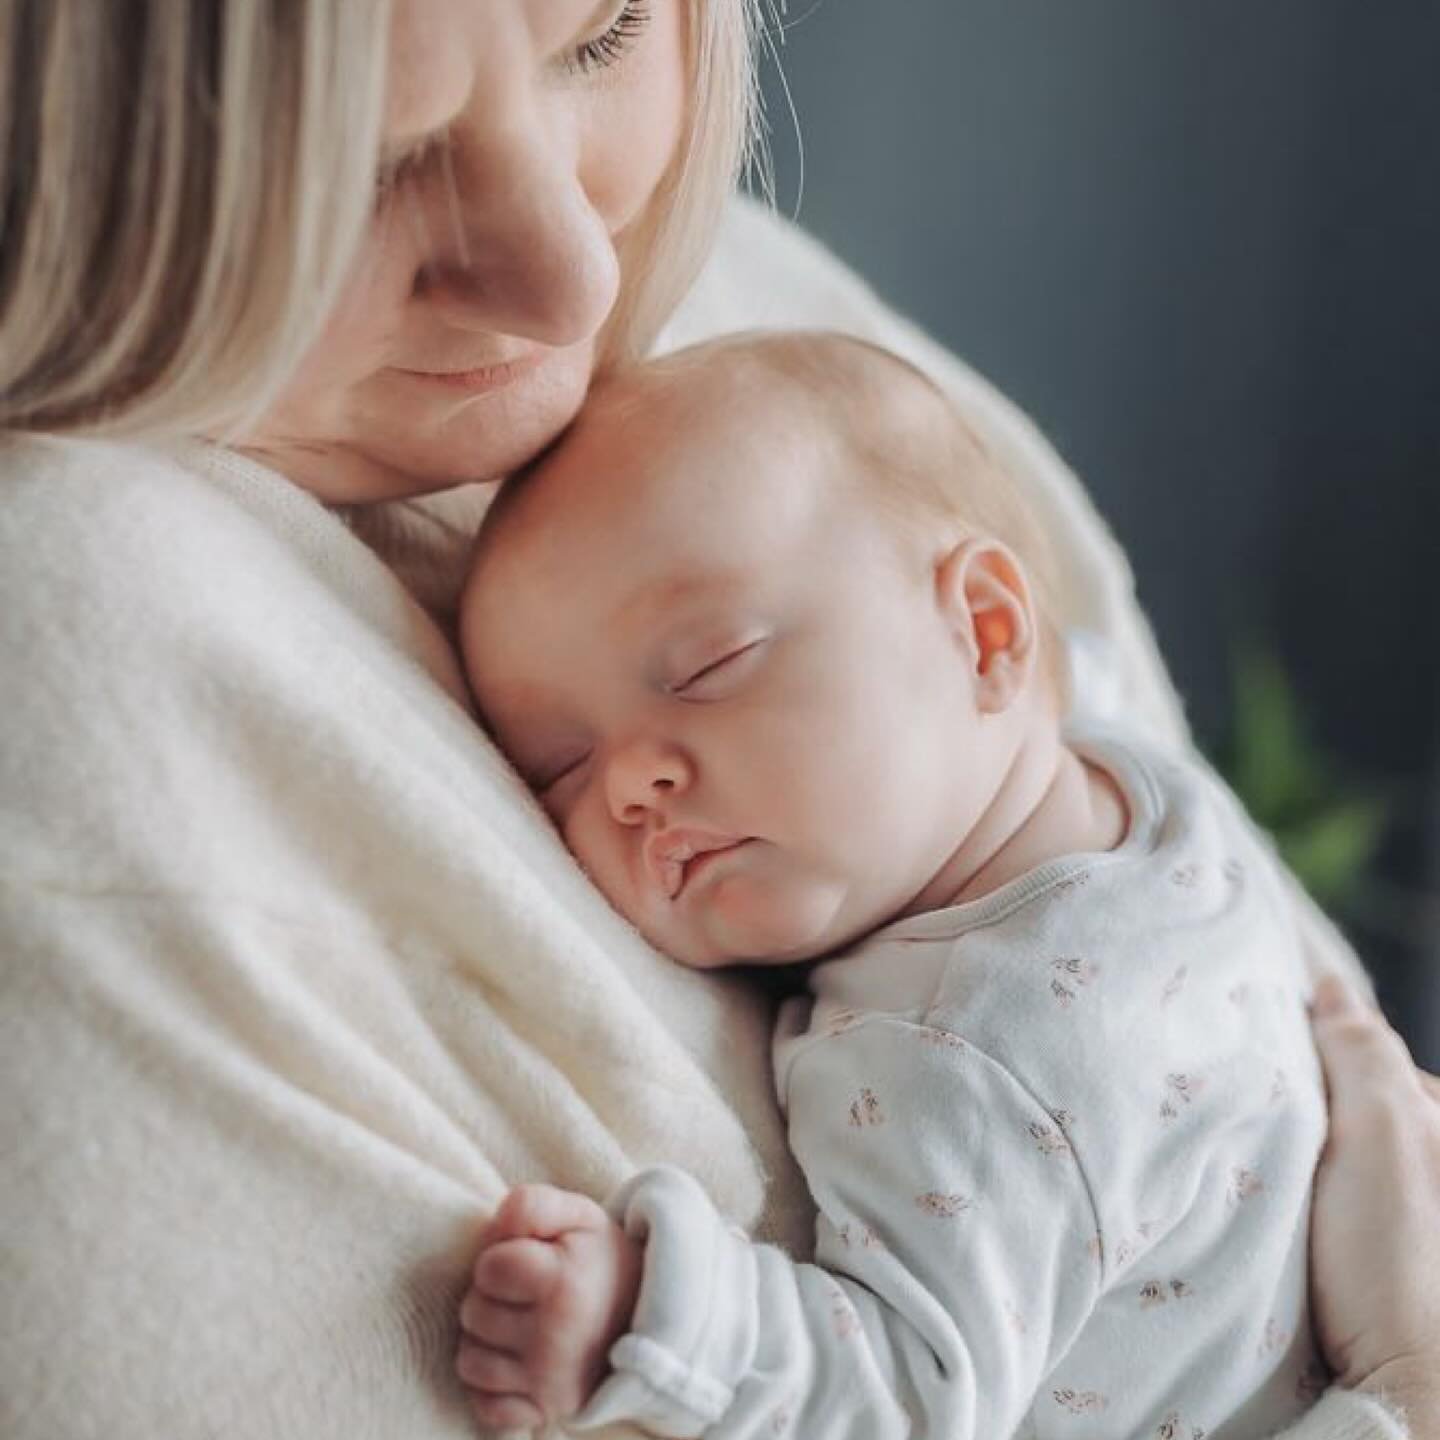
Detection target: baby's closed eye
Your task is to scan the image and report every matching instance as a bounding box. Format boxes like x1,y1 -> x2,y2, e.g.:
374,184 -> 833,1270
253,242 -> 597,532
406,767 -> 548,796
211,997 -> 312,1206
532,750 -> 592,792
668,636 -> 770,701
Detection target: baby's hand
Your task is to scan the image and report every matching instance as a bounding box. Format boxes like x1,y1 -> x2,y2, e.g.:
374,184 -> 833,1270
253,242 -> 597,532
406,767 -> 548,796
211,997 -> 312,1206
457,1183 -> 643,1433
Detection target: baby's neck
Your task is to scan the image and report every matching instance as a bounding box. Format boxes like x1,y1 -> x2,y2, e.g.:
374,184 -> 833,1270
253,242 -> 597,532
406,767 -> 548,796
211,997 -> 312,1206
901,723 -> 1128,918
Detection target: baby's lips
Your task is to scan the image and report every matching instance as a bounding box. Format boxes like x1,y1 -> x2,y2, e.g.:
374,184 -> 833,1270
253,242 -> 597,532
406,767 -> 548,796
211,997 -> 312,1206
643,828 -> 745,901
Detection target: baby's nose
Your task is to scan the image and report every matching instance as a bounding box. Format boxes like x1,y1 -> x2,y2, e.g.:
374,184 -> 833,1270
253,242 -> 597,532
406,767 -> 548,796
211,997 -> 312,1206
604,739 -> 693,826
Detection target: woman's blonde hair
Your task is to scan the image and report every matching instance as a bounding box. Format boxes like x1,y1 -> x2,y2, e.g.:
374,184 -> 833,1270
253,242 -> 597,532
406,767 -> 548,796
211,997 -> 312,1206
0,0 -> 766,439
604,0 -> 767,369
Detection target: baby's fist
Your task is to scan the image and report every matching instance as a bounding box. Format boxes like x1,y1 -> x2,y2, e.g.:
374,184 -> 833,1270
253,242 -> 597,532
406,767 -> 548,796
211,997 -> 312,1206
457,1183 -> 643,1433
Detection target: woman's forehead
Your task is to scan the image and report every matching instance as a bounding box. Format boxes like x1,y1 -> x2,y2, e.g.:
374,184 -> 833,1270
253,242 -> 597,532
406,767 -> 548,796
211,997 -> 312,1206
383,0 -> 615,143
383,1 -> 475,143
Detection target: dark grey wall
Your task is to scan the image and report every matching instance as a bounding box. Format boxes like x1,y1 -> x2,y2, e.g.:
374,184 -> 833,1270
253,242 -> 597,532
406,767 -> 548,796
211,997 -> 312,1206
757,1 -> 1440,1061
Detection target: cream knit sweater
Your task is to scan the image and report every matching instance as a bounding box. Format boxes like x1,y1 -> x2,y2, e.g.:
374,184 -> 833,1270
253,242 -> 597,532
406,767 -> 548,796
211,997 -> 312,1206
0,198 -> 1403,1440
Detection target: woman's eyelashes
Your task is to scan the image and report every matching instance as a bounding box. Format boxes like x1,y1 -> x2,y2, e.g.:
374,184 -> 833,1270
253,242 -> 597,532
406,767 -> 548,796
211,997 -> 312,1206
669,638 -> 769,701
565,0 -> 653,77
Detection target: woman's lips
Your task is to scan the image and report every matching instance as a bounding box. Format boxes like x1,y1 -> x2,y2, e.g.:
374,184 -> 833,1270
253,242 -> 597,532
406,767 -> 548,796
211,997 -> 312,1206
644,830 -> 751,901
392,352 -> 546,394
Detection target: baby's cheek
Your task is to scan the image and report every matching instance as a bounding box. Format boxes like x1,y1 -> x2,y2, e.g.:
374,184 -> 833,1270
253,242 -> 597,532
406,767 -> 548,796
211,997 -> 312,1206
560,808 -> 622,894
702,868 -> 849,963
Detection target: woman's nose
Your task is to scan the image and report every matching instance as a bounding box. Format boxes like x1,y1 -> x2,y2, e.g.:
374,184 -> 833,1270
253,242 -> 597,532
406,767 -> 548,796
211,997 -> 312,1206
604,738 -> 694,827
415,122 -> 621,348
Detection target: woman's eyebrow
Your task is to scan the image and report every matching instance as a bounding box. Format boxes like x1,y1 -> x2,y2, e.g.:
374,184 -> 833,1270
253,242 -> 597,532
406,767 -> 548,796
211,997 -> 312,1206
576,0 -> 621,34
377,0 -> 615,174
539,0 -> 624,55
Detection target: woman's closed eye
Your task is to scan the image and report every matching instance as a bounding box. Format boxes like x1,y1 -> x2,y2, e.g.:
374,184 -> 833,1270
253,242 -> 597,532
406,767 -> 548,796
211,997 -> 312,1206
670,638 -> 769,701
564,0 -> 653,77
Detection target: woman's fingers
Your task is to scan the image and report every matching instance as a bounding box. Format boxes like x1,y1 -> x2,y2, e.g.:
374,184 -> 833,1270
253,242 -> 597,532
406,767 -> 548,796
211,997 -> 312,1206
1311,974 -> 1419,1090
1310,972 -> 1357,1019
1306,968 -> 1440,1407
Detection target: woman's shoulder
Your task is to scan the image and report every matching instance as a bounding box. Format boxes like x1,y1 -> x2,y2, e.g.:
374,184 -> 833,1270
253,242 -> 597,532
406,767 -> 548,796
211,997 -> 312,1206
0,434 -> 469,887
0,434 -> 434,668
2,433 -> 357,585
661,194 -> 891,348
2,431 -> 220,535
0,433 -> 315,615
662,198 -> 1074,497
0,435 -> 246,677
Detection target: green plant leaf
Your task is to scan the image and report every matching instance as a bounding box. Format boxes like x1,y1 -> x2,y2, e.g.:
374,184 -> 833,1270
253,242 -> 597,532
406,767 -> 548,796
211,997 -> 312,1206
1277,796 -> 1389,907
1230,644 -> 1321,820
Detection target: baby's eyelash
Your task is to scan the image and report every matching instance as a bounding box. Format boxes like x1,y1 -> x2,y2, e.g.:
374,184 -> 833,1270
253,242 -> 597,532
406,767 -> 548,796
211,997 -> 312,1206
536,752 -> 591,793
671,638 -> 768,696
567,0 -> 652,76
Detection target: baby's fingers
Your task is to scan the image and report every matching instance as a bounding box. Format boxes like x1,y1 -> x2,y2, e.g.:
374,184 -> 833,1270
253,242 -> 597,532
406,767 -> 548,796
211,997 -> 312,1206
483,1183 -> 608,1246
468,1389 -> 545,1434
456,1339 -> 532,1396
458,1293 -> 535,1353
474,1236 -> 562,1305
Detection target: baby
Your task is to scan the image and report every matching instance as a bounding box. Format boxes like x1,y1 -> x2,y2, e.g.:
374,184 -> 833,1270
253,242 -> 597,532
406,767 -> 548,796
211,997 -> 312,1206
455,332 -> 1328,1439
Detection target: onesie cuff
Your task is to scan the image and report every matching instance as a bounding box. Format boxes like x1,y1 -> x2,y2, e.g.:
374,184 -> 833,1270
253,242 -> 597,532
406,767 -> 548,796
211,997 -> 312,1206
1298,1388 -> 1413,1440
568,1167 -> 758,1437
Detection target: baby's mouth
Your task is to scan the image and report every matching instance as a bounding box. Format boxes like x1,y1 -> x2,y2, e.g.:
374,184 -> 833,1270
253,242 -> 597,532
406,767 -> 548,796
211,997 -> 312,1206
644,829 -> 750,901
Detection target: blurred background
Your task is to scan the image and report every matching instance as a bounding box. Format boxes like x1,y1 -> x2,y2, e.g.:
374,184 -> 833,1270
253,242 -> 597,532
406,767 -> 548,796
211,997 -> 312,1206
754,1 -> 1440,1064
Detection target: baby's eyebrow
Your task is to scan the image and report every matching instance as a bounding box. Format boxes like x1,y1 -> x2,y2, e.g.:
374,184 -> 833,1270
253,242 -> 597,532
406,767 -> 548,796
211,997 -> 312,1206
615,570 -> 741,628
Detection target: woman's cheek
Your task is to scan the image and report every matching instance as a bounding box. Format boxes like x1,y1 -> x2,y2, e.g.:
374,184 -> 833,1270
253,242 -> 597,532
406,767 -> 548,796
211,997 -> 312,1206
273,231 -> 416,421
581,7 -> 688,229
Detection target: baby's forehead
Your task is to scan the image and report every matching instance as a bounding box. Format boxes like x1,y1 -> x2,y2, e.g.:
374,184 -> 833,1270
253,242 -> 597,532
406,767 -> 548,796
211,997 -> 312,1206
475,336 -> 951,585
563,375 -> 840,520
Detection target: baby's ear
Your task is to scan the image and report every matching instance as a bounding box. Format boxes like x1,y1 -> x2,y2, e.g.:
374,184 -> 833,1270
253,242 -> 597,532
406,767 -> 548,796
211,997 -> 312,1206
934,538 -> 1037,713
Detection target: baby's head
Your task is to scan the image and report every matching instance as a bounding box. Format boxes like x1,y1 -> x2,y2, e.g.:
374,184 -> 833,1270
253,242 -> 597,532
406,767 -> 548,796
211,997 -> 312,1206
460,331 -> 1064,969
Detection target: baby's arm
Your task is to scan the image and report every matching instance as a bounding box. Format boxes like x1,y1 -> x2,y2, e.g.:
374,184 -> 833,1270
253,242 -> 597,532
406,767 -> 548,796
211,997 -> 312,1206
460,1019 -> 1099,1439
457,1186 -> 643,1433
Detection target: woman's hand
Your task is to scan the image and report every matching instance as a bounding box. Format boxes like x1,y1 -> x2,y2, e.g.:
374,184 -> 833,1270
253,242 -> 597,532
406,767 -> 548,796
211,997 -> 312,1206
1310,975 -> 1440,1439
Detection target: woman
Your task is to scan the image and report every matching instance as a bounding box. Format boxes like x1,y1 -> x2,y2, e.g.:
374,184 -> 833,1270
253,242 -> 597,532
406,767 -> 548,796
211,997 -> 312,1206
0,3 -> 1433,1436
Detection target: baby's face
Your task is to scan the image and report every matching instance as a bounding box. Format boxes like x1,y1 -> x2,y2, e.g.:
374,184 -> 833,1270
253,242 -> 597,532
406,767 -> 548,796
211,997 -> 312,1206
462,375 -> 1014,968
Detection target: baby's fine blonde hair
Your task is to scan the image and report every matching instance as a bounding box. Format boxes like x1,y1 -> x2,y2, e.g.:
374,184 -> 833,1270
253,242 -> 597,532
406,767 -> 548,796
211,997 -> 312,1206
593,329 -> 1065,651
485,328 -> 1070,699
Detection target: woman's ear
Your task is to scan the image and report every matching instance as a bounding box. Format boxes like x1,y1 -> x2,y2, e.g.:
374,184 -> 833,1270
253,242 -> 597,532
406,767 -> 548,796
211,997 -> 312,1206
934,538 -> 1037,713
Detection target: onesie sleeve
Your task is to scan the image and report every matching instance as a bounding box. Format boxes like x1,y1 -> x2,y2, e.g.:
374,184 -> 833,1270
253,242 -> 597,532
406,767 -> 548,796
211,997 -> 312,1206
570,1018 -> 1102,1439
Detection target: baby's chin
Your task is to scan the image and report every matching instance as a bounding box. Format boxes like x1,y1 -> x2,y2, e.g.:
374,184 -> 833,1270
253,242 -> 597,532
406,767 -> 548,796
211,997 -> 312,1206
654,874 -> 853,971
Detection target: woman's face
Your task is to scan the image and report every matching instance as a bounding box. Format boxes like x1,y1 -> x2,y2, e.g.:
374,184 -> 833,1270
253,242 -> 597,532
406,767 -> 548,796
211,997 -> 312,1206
241,0 -> 688,502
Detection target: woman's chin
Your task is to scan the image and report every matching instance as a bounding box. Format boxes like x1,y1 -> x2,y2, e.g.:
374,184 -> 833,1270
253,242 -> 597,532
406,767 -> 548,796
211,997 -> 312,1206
357,345 -> 595,492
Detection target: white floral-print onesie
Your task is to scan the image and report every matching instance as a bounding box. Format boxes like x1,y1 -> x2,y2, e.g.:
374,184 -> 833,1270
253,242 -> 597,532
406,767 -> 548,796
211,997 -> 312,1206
571,728 -> 1329,1440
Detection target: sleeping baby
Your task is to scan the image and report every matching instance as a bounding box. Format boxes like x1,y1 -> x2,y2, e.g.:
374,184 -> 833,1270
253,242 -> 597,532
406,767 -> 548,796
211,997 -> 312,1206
454,330 -> 1329,1439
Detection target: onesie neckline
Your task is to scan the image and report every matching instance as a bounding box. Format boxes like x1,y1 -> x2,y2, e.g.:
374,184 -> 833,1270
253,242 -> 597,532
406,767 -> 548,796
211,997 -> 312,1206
859,725 -> 1167,948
